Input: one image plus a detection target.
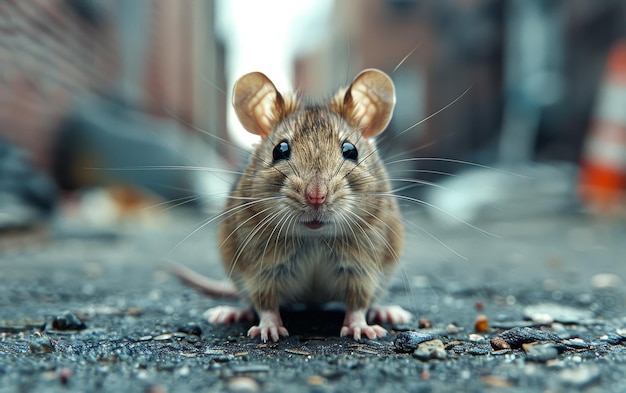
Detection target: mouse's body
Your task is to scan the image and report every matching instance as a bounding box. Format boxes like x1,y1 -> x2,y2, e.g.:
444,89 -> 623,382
206,69 -> 409,342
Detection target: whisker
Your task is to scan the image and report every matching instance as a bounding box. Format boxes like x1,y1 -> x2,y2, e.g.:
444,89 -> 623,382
200,72 -> 227,96
386,157 -> 529,178
392,43 -> 421,74
395,86 -> 472,139
371,193 -> 499,238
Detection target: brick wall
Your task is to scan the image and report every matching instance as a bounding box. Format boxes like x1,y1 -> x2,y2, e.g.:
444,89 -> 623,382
0,0 -> 119,172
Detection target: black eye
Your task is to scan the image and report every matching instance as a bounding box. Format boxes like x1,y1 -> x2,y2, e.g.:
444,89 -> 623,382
342,142 -> 358,161
273,140 -> 291,162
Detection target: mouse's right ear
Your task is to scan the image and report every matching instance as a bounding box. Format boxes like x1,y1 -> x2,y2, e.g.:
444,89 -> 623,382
232,72 -> 286,138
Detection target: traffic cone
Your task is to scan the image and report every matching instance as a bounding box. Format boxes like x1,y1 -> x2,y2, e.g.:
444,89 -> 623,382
579,39 -> 626,216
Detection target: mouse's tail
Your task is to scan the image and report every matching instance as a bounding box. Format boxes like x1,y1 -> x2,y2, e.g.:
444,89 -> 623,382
164,260 -> 239,299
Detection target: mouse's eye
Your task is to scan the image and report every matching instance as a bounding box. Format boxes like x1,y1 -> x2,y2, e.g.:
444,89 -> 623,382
342,142 -> 358,161
273,140 -> 291,162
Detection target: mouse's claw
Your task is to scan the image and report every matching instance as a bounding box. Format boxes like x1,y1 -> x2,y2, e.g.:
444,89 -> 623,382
247,309 -> 289,342
368,305 -> 412,325
204,306 -> 254,324
340,324 -> 387,341
341,308 -> 387,340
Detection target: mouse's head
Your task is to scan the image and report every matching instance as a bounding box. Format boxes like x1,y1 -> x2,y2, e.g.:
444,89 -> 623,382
232,69 -> 396,236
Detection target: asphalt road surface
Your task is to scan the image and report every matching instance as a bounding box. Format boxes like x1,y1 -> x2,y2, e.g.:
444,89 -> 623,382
1,207 -> 625,393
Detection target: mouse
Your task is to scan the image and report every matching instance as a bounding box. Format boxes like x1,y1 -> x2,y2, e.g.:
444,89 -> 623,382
171,68 -> 411,342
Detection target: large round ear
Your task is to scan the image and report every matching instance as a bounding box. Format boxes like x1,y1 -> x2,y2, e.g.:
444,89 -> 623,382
232,72 -> 286,138
340,69 -> 396,138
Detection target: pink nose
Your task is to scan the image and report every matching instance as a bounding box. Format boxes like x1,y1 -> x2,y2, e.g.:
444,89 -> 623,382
305,180 -> 327,209
306,191 -> 326,208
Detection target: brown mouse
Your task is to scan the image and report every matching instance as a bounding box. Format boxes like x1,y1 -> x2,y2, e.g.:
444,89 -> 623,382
173,69 -> 410,342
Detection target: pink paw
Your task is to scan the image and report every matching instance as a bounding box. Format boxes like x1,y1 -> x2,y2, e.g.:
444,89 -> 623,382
341,308 -> 387,340
368,305 -> 412,325
340,324 -> 387,341
247,310 -> 289,342
204,306 -> 254,324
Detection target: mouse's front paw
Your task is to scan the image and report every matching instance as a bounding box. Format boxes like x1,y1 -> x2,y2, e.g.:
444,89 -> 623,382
341,308 -> 387,340
368,305 -> 412,325
340,323 -> 387,340
204,306 -> 253,324
247,310 -> 289,342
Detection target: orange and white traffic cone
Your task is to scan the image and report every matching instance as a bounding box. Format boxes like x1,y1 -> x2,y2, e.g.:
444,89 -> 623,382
579,39 -> 626,216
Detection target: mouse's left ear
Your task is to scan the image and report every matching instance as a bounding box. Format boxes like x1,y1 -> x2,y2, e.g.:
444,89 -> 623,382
335,69 -> 395,138
232,72 -> 290,138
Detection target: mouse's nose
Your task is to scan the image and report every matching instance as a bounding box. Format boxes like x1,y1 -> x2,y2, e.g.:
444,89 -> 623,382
305,179 -> 327,209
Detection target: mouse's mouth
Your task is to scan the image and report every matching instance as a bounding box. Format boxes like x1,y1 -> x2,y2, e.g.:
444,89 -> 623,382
303,219 -> 325,230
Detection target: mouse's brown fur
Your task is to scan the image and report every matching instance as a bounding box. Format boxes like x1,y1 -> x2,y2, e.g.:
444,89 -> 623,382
213,69 -> 408,342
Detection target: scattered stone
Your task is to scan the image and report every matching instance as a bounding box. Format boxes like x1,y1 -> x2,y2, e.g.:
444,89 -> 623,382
413,339 -> 446,361
307,375 -> 326,386
418,318 -> 432,329
564,338 -> 590,349
467,345 -> 491,356
228,377 -> 260,393
27,334 -> 55,354
285,348 -> 311,356
49,312 -> 87,331
591,273 -> 622,289
469,334 -> 485,342
475,301 -> 484,312
394,331 -> 441,353
599,333 -> 624,345
490,337 -> 511,350
558,365 -> 600,388
523,343 -> 559,363
523,303 -> 593,324
474,315 -> 489,333
178,323 -> 202,336
496,327 -> 561,348
153,333 -> 174,341
446,324 -> 461,334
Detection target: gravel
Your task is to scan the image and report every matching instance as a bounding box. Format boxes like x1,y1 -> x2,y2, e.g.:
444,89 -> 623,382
1,211 -> 626,392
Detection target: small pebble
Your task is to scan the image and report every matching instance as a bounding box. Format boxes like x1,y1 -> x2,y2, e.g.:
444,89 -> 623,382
28,335 -> 55,354
469,334 -> 485,342
446,324 -> 460,334
178,323 -> 202,336
394,331 -> 441,353
565,338 -> 589,349
496,327 -> 561,348
418,318 -> 432,329
490,337 -> 511,350
50,312 -> 87,331
228,377 -> 260,393
413,339 -> 446,361
474,315 -> 489,333
307,375 -> 326,386
600,333 -> 624,345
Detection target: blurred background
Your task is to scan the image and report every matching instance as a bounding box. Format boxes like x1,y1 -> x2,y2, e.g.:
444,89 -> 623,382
0,0 -> 625,241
